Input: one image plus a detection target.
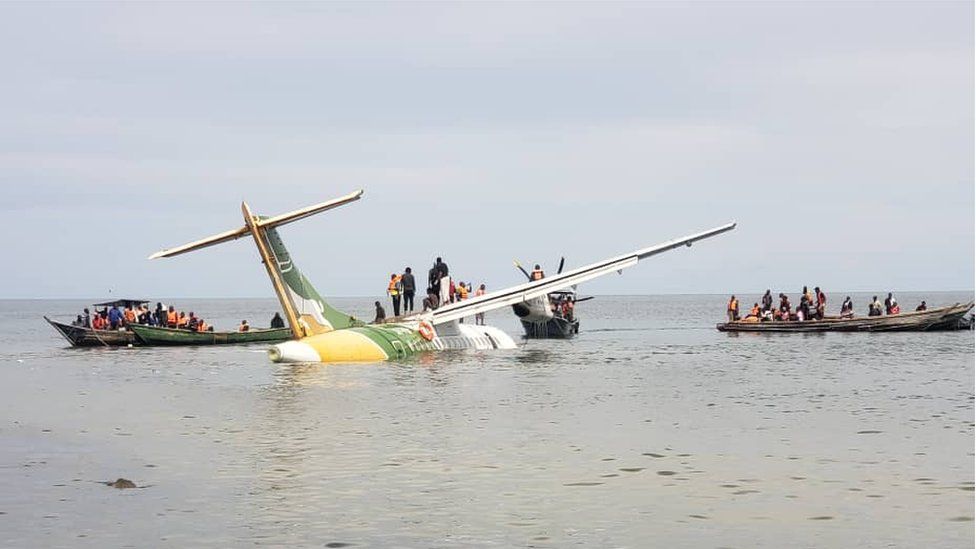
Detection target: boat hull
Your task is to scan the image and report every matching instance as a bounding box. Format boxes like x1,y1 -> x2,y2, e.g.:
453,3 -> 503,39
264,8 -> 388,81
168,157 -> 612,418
44,317 -> 138,347
128,324 -> 293,346
520,317 -> 579,338
716,302 -> 974,333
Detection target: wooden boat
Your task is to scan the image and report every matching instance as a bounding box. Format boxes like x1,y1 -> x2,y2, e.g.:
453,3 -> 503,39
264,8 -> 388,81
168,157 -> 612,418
716,302 -> 974,333
128,324 -> 293,346
44,316 -> 139,347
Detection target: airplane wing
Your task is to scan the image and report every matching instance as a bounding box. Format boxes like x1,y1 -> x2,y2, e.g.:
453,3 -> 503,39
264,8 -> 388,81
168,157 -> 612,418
149,190 -> 363,259
424,221 -> 736,326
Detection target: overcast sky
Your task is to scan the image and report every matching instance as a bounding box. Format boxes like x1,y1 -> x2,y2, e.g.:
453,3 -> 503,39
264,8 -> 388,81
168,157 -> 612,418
1,2 -> 972,299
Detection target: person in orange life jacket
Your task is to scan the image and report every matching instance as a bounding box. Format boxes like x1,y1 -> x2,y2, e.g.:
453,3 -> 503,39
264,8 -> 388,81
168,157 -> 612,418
177,312 -> 188,329
166,306 -> 178,327
388,273 -> 402,317
727,295 -> 739,322
239,320 -> 250,332
814,287 -> 827,320
123,306 -> 136,325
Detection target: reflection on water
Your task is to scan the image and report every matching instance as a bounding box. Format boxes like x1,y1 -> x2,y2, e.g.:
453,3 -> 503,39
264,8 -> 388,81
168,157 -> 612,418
0,294 -> 972,547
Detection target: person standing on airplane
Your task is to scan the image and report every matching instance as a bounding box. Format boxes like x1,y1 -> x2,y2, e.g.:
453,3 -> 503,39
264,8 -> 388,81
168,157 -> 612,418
531,265 -> 545,281
387,273 -> 402,317
400,267 -> 416,313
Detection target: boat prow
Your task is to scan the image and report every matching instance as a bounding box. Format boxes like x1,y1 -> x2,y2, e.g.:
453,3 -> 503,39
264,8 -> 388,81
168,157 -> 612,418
44,316 -> 138,347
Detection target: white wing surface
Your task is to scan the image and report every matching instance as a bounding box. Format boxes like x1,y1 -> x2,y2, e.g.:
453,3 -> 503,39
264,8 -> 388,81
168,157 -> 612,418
426,221 -> 736,326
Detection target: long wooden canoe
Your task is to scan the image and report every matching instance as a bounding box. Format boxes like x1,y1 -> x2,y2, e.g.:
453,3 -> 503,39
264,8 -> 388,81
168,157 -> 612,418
128,324 -> 292,346
716,302 -> 974,333
45,317 -> 138,347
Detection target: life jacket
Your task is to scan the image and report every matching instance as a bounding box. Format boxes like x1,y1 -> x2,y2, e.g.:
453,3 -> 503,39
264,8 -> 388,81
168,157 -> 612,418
92,316 -> 106,330
178,316 -> 188,328
728,299 -> 738,311
388,276 -> 401,296
890,304 -> 900,314
167,311 -> 178,327
750,306 -> 760,317
531,270 -> 544,280
123,309 -> 136,323
197,322 -> 207,332
458,285 -> 468,299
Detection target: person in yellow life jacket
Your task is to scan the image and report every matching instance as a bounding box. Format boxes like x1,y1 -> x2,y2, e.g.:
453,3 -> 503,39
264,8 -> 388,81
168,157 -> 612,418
238,320 -> 250,332
531,264 -> 545,281
457,281 -> 469,300
123,306 -> 136,325
196,319 -> 208,332
177,312 -> 188,329
387,273 -> 402,317
166,306 -> 178,328
727,295 -> 739,322
749,303 -> 760,318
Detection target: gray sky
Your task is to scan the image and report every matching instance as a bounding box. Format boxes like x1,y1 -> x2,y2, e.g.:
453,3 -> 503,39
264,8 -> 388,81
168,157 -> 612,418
1,2 -> 972,299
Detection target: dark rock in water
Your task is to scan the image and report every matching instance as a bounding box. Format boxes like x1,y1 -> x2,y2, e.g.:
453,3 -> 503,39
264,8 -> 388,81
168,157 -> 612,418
105,478 -> 137,489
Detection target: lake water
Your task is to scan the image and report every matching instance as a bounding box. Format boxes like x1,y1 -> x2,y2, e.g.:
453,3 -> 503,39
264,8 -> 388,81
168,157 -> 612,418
1,293 -> 973,548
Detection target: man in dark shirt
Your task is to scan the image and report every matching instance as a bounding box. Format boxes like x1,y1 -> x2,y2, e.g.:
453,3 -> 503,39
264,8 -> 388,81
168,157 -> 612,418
434,257 -> 450,305
884,293 -> 894,315
761,290 -> 773,312
374,301 -> 386,323
400,267 -> 416,313
270,312 -> 285,329
82,308 -> 91,329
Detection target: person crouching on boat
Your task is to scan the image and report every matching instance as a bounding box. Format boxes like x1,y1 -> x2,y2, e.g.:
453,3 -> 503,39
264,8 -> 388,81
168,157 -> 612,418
741,303 -> 761,323
916,301 -> 927,312
727,295 -> 739,321
869,296 -> 883,316
840,296 -> 854,318
196,318 -> 208,332
239,320 -> 250,332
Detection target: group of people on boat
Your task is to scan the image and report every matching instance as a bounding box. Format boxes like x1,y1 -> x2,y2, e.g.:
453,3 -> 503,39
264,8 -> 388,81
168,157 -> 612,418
237,313 -> 285,332
727,289 -> 930,323
73,303 -> 215,332
380,257 -> 487,322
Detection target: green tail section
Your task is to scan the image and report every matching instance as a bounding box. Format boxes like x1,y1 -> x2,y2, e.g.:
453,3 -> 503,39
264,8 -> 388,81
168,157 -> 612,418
263,227 -> 361,333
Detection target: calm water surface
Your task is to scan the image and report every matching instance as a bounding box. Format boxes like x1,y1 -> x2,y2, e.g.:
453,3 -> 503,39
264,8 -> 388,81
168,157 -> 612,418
1,293 -> 973,548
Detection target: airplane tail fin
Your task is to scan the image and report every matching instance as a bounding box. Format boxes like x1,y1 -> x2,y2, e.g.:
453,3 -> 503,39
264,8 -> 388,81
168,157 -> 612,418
149,190 -> 364,338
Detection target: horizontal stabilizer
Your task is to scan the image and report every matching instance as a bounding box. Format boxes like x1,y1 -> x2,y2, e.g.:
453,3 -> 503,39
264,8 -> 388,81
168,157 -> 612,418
425,221 -> 736,325
148,190 -> 364,260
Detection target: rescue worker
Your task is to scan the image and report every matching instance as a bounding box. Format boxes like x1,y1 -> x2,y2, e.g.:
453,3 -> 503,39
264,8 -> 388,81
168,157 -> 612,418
916,301 -> 927,312
749,303 -> 761,318
840,296 -> 854,318
434,257 -> 451,306
270,312 -> 285,329
196,318 -> 208,332
388,273 -> 402,317
457,281 -> 469,300
884,293 -> 895,315
123,306 -> 136,326
400,267 -> 416,313
154,303 -> 165,326
474,283 -> 486,325
108,305 -> 124,330
727,295 -> 739,322
814,287 -> 826,320
82,308 -> 91,329
239,320 -> 250,332
167,306 -> 178,328
92,312 -> 107,330
187,312 -> 199,331
531,264 -> 545,281
761,289 -> 773,312
177,312 -> 189,329
373,301 -> 386,324
869,296 -> 883,316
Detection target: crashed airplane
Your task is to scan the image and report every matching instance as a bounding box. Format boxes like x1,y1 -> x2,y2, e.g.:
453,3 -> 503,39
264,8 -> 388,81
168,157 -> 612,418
150,190 -> 735,363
